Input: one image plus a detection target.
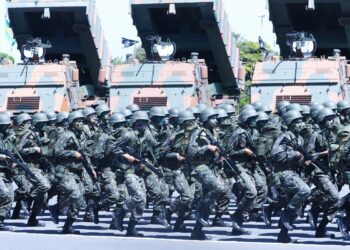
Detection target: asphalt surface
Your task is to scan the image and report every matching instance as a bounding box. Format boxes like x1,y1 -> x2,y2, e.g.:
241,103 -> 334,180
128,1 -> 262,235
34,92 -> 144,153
1,188 -> 350,250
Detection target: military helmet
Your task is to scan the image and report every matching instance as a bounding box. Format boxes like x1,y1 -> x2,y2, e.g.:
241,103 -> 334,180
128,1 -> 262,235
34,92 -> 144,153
277,100 -> 290,114
337,100 -> 350,113
32,112 -> 49,126
16,113 -> 32,126
196,104 -> 208,112
216,108 -> 229,119
56,112 -> 69,124
286,103 -> 303,113
2,111 -> 14,119
95,104 -> 110,117
316,108 -> 335,123
323,101 -> 337,111
309,100 -> 319,106
109,112 -> 126,126
283,110 -> 303,126
301,105 -> 311,115
122,108 -> 132,118
256,104 -> 272,113
44,111 -> 57,122
200,108 -> 218,123
252,101 -> 263,109
238,108 -> 258,123
0,113 -> 11,125
218,103 -> 235,115
186,106 -> 201,116
310,104 -> 323,119
241,104 -> 255,111
177,110 -> 195,125
149,106 -> 165,119
126,103 -> 140,113
131,111 -> 149,124
256,111 -> 269,122
162,106 -> 169,117
82,107 -> 96,119
68,110 -> 84,124
168,108 -> 179,118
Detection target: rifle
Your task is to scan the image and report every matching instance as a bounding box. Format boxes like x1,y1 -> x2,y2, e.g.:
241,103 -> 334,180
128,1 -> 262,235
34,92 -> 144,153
124,146 -> 164,178
201,129 -> 245,181
281,136 -> 337,182
70,136 -> 97,183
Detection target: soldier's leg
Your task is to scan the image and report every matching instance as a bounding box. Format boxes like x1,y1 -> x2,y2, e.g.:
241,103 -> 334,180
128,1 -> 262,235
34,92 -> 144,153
27,168 -> 50,227
144,173 -> 170,227
12,173 -> 31,219
82,168 -> 95,222
212,175 -> 231,227
125,173 -> 146,237
250,166 -> 268,221
0,176 -> 14,231
60,173 -> 84,234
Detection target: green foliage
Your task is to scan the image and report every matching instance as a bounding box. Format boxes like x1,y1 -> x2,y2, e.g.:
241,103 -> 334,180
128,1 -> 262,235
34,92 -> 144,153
111,57 -> 124,65
134,46 -> 146,62
0,52 -> 14,63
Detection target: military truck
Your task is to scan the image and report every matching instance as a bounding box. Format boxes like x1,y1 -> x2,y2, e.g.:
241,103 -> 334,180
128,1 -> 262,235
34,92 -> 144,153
109,0 -> 244,110
1,0 -> 111,113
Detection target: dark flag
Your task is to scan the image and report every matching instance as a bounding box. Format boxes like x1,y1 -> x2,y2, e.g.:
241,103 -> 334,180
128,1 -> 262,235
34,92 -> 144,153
122,38 -> 139,48
258,36 -> 267,51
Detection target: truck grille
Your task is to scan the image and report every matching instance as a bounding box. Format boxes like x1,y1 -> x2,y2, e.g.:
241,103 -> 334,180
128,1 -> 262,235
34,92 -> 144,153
133,97 -> 167,110
275,95 -> 312,109
7,97 -> 40,110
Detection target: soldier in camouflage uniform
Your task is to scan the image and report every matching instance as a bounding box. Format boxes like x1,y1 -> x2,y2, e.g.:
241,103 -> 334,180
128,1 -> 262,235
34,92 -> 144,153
227,108 -> 268,235
271,110 -> 311,243
162,110 -> 195,232
187,108 -> 228,240
52,111 -> 97,234
16,112 -> 51,227
307,108 -> 340,238
95,104 -> 111,133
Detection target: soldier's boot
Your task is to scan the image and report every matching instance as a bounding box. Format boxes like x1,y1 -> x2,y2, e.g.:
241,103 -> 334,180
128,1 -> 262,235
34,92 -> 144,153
262,205 -> 273,226
126,219 -> 144,237
195,202 -> 211,227
230,210 -> 251,235
48,203 -> 60,224
62,218 -> 80,234
110,207 -> 125,231
280,209 -> 295,231
277,226 -> 297,243
27,213 -> 45,227
337,217 -> 350,240
307,204 -> 319,230
249,208 -> 263,222
83,199 -> 94,222
185,211 -> 196,220
150,209 -> 171,229
315,216 -> 335,239
11,201 -> 24,219
190,221 -> 211,240
0,216 -> 12,231
165,207 -> 173,225
93,204 -> 100,224
173,215 -> 191,232
212,212 -> 228,227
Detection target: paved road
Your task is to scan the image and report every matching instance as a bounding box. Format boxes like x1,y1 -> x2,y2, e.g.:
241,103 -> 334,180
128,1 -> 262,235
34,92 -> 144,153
1,188 -> 350,250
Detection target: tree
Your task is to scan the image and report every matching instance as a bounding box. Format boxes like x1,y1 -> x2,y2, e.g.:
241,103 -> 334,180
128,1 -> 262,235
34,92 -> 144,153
234,33 -> 273,109
134,46 -> 146,62
111,57 -> 124,65
0,52 -> 14,63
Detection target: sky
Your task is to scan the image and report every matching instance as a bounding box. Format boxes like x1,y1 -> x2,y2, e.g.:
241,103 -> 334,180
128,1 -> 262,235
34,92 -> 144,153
0,0 -> 277,60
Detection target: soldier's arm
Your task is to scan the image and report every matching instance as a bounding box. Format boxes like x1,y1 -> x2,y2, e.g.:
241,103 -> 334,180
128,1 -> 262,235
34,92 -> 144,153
227,132 -> 247,158
94,133 -> 109,160
54,133 -> 77,158
17,132 -> 38,155
307,132 -> 323,160
187,129 -> 210,160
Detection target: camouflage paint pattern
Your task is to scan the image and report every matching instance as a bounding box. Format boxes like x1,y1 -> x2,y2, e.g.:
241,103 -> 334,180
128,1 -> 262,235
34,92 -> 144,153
251,56 -> 350,110
109,60 -> 211,111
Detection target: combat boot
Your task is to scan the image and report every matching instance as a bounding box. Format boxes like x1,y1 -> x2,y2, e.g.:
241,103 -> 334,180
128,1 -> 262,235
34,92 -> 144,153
93,205 -> 100,224
165,207 -> 173,225
307,204 -> 319,229
0,216 -> 12,231
230,210 -> 251,235
126,219 -> 144,237
48,204 -> 60,224
195,202 -> 211,227
11,201 -> 25,219
27,213 -> 45,227
173,213 -> 190,232
338,217 -> 350,240
212,212 -> 228,227
150,209 -> 171,229
83,201 -> 94,222
315,217 -> 335,239
190,222 -> 211,240
62,218 -> 80,234
277,227 -> 297,243
262,205 -> 273,226
249,208 -> 263,222
280,209 -> 295,231
110,207 -> 125,231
